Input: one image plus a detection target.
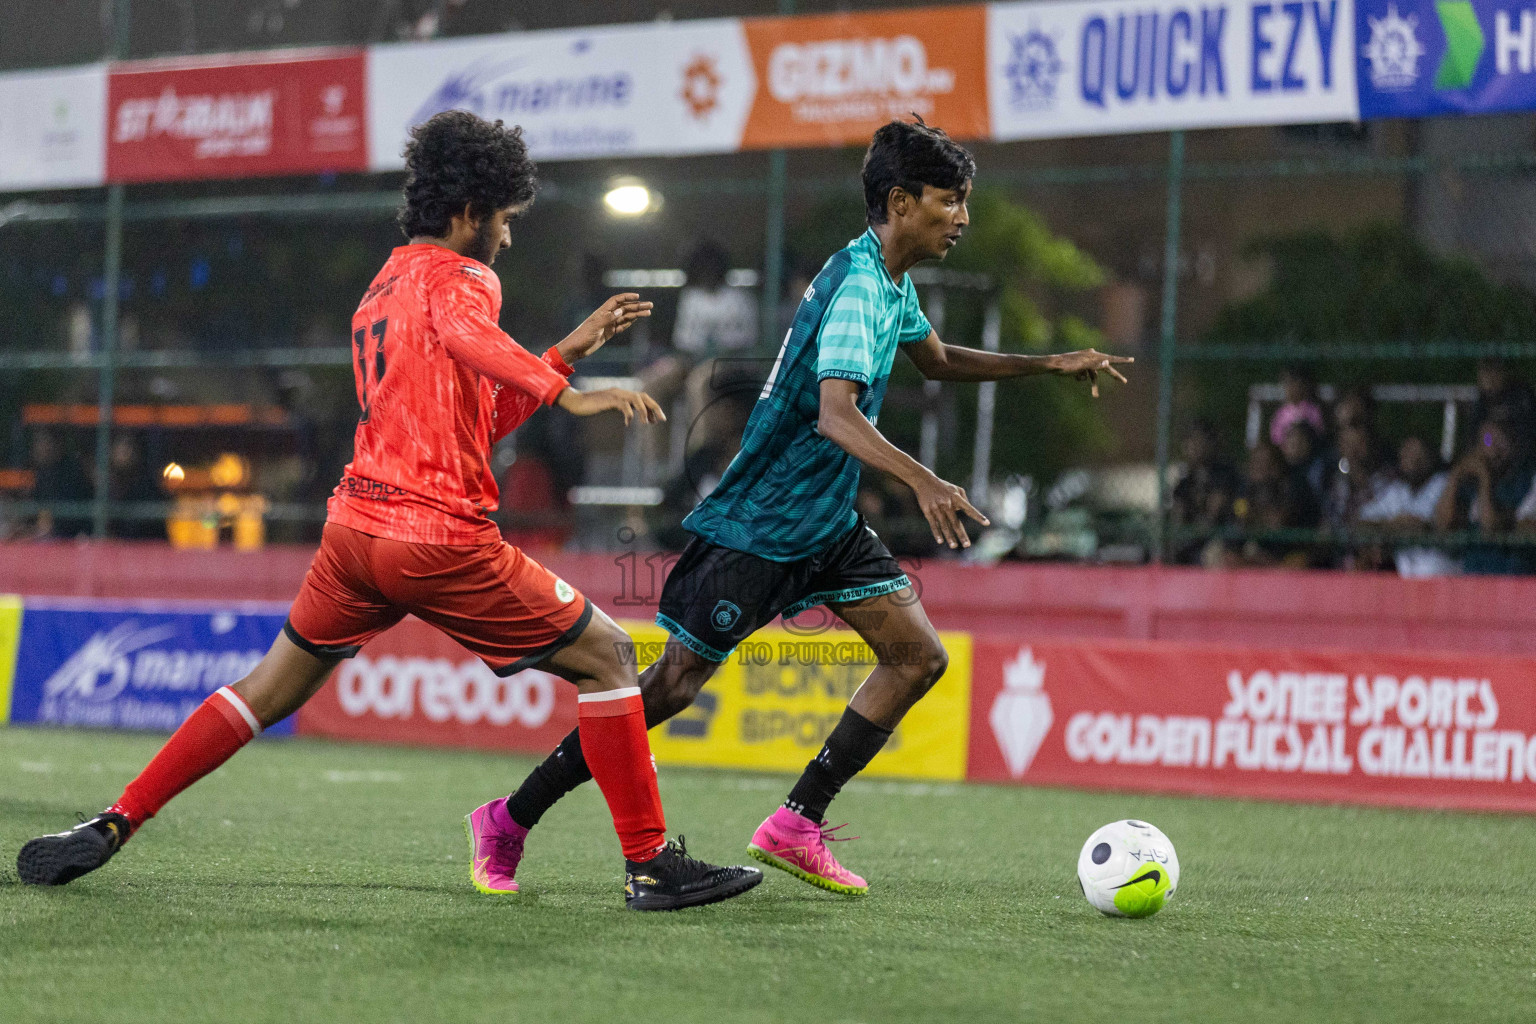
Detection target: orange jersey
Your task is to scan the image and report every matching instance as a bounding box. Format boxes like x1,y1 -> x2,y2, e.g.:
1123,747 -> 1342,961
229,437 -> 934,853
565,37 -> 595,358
328,244 -> 573,545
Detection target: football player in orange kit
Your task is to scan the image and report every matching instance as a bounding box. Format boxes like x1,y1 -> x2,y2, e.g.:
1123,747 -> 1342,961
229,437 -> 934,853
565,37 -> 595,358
18,111 -> 762,912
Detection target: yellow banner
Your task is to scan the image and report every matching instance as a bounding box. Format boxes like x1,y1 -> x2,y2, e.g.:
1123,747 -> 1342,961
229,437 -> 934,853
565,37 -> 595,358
625,621 -> 971,782
0,595 -> 22,725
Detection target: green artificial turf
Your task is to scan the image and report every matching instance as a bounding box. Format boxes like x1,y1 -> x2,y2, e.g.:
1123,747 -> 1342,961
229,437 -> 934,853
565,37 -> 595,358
4,726 -> 1536,1023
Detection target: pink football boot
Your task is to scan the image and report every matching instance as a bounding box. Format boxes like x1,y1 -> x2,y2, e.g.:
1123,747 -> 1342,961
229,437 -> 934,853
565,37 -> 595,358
464,798 -> 527,895
747,806 -> 868,895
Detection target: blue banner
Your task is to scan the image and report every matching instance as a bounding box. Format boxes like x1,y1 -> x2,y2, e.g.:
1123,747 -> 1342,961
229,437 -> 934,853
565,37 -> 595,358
9,601 -> 292,736
989,0 -> 1361,140
1358,0 -> 1536,116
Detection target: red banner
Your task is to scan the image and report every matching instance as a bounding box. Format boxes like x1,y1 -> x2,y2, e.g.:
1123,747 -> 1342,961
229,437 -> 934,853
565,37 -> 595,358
969,637 -> 1536,813
295,616 -> 577,754
107,49 -> 366,183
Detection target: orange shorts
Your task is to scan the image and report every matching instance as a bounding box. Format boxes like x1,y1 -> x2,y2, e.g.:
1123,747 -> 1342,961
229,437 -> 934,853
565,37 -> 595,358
285,522 -> 591,675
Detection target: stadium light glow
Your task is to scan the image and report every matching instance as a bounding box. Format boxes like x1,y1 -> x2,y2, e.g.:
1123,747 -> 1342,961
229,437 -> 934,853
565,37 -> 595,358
603,181 -> 655,216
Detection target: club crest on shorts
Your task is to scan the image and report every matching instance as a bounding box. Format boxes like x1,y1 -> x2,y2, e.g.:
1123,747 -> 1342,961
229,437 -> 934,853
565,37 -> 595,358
711,600 -> 742,632
554,578 -> 575,603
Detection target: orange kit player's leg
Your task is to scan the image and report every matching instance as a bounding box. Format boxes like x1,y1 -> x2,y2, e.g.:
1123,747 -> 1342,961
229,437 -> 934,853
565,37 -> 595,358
371,534 -> 667,864
15,524 -> 401,886
316,528 -> 761,909
113,522 -> 405,831
17,521 -> 759,910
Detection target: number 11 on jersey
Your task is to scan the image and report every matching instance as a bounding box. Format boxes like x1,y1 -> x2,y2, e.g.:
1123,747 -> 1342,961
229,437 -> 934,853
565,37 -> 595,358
352,317 -> 389,423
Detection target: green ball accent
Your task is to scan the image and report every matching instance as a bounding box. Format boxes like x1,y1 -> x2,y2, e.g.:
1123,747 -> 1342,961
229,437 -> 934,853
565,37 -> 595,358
1111,863 -> 1170,918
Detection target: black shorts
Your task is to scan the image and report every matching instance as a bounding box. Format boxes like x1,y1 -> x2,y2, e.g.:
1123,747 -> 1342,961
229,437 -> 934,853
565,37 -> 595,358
655,516 -> 911,662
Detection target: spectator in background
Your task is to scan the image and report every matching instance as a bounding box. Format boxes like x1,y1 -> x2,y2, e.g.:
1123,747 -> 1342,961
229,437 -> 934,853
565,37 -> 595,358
672,240 -> 760,455
1435,409 -> 1536,573
1330,385 -> 1376,440
1279,420 -> 1328,509
777,257 -> 817,339
495,454 -> 569,551
558,253 -> 616,352
638,240 -> 753,420
856,476 -> 938,558
1514,470 -> 1536,538
1358,436 -> 1457,577
1325,420 -> 1391,530
672,240 -> 757,359
1269,364 -> 1325,447
1209,441 -> 1318,568
28,429 -> 92,539
1471,357 -> 1536,440
521,251 -> 618,515
651,438 -> 737,551
106,435 -> 163,540
1170,419 -> 1240,563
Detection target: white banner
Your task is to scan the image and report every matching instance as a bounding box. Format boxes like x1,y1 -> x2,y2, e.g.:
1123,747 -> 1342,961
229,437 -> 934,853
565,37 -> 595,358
366,19 -> 755,169
988,0 -> 1358,139
0,64 -> 107,190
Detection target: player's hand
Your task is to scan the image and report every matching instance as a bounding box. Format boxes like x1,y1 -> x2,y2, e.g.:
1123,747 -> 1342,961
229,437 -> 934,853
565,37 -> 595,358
558,294 -> 654,363
556,386 -> 666,425
911,471 -> 989,550
1052,349 -> 1133,398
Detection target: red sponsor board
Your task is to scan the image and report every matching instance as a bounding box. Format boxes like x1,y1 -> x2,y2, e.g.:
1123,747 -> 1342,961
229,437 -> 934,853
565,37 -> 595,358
295,616 -> 577,754
107,49 -> 366,183
969,637 -> 1536,813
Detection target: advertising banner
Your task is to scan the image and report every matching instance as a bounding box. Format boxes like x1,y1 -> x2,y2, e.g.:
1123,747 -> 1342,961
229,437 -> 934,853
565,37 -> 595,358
641,622 -> 972,782
969,636 -> 1536,812
988,0 -> 1359,139
1356,0 -> 1536,116
295,616 -> 576,753
365,20 -> 755,169
297,618 -> 971,781
0,596 -> 21,725
0,64 -> 107,190
26,0 -> 1536,193
739,5 -> 992,149
7,599 -> 292,735
106,48 -> 367,183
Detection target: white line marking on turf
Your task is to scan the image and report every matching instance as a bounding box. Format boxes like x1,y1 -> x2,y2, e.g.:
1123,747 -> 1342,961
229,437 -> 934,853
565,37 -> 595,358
18,761 -> 53,773
322,770 -> 404,784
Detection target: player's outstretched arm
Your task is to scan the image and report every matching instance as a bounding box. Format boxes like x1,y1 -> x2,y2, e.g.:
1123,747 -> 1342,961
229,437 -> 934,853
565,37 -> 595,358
554,293 -> 654,364
556,386 -> 666,425
903,330 -> 1133,397
431,266 -> 573,406
817,377 -> 988,549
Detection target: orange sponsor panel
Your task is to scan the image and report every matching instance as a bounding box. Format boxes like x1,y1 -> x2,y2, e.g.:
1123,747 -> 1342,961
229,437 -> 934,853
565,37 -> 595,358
115,405 -> 156,427
207,404 -> 253,425
22,405 -> 66,425
740,4 -> 989,150
66,404 -> 102,426
160,405 -> 203,427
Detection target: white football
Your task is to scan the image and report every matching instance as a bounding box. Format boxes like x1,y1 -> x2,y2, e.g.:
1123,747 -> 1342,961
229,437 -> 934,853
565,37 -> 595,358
1076,819 -> 1180,918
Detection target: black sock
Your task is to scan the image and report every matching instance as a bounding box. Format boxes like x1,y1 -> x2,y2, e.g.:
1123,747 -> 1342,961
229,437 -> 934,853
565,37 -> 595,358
783,708 -> 892,823
505,728 -> 592,830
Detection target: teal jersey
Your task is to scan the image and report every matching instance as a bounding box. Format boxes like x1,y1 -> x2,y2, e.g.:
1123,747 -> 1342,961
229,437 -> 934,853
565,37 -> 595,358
683,228 -> 934,561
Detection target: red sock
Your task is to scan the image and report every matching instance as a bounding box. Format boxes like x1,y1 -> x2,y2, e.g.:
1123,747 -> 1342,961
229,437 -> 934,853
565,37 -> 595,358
577,687 -> 666,861
110,686 -> 261,832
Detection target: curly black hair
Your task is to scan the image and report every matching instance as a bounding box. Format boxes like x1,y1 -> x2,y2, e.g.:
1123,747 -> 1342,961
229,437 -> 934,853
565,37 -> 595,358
862,117 -> 976,225
398,111 -> 538,239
